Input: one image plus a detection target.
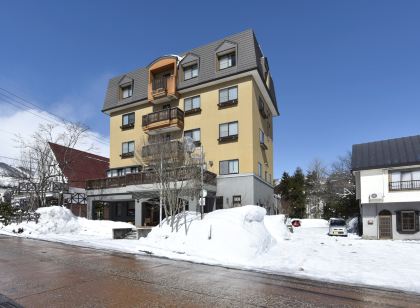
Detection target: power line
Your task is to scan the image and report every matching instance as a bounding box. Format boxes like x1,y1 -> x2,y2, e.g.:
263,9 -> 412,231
0,88 -> 109,145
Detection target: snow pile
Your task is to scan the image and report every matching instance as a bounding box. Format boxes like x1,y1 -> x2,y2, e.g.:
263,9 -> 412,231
264,214 -> 291,241
140,205 -> 276,263
347,217 -> 359,233
299,219 -> 329,228
0,206 -> 134,239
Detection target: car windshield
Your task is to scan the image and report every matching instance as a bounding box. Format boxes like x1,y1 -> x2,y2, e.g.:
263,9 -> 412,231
330,219 -> 346,227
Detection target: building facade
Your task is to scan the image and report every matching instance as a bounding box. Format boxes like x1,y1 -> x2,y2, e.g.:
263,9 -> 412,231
86,29 -> 279,226
352,135 -> 420,240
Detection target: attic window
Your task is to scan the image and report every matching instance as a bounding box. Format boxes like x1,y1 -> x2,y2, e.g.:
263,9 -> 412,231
121,84 -> 133,99
184,63 -> 198,80
218,51 -> 236,70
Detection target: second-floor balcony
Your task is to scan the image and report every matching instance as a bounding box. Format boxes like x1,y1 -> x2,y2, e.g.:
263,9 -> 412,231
142,107 -> 184,135
141,139 -> 184,159
389,180 -> 420,191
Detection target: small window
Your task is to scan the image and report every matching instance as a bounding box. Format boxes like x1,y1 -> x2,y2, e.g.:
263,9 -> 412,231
184,64 -> 198,80
122,113 -> 135,128
218,52 -> 236,70
258,162 -> 262,177
219,159 -> 239,175
259,130 -> 265,144
121,84 -> 133,99
184,129 -> 201,144
219,121 -> 238,141
127,202 -> 135,217
184,96 -> 201,112
122,141 -> 135,157
219,86 -> 238,105
401,211 -> 416,231
233,195 -> 241,207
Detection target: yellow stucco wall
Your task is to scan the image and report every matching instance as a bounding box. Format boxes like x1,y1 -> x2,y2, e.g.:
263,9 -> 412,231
108,75 -> 274,185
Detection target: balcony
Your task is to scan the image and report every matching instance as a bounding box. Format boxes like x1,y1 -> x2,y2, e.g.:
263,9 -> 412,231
389,180 -> 420,191
148,56 -> 179,103
142,107 -> 184,135
86,170 -> 217,190
141,140 -> 184,159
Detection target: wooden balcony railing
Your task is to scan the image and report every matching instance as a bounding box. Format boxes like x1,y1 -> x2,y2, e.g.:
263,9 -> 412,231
389,180 -> 420,191
141,140 -> 184,158
142,107 -> 184,128
86,170 -> 217,190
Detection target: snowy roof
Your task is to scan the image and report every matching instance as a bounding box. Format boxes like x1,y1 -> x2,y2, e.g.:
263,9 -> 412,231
352,135 -> 420,171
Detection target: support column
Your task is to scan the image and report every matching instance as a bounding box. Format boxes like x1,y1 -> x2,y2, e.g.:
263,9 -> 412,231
87,197 -> 94,220
135,198 -> 148,227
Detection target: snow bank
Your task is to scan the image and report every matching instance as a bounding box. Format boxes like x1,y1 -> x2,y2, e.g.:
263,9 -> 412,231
140,205 -> 275,263
264,214 -> 291,241
0,206 -> 134,238
299,219 -> 329,228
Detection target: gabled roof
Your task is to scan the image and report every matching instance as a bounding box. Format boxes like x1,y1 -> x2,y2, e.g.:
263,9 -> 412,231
352,135 -> 420,171
102,29 -> 278,114
48,142 -> 109,189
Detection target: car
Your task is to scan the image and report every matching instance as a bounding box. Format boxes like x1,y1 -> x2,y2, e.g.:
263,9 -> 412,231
291,219 -> 301,228
328,218 -> 348,237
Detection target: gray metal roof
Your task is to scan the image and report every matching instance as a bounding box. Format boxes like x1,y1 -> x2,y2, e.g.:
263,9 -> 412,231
352,135 -> 420,171
102,29 -> 278,113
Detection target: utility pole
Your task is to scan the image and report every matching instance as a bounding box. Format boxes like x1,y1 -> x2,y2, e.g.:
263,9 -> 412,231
200,144 -> 204,220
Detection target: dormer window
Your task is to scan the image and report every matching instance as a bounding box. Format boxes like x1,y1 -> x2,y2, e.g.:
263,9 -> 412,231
218,52 -> 236,70
121,84 -> 132,99
184,64 -> 198,80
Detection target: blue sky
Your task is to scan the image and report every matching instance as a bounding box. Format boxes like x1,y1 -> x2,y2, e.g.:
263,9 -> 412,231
1,0 -> 419,178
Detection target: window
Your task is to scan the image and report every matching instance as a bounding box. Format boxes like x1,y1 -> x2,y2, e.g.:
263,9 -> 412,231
121,84 -> 132,99
389,169 -> 420,190
184,96 -> 201,113
218,52 -> 236,70
184,129 -> 201,144
260,130 -> 265,144
401,211 -> 416,232
233,195 -> 241,207
127,202 -> 135,217
258,162 -> 262,177
122,113 -> 135,129
184,64 -> 198,80
122,141 -> 135,158
219,159 -> 239,175
219,121 -> 238,141
219,86 -> 238,106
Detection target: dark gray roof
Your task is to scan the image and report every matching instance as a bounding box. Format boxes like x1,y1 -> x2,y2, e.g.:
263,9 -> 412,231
352,135 -> 420,171
102,29 -> 278,113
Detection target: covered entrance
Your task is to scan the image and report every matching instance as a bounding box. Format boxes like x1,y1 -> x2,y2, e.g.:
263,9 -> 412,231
378,210 -> 392,239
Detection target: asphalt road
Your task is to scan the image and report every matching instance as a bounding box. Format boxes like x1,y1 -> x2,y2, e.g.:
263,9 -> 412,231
1,235 -> 419,307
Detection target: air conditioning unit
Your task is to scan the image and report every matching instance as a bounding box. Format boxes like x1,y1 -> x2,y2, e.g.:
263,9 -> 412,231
369,193 -> 383,202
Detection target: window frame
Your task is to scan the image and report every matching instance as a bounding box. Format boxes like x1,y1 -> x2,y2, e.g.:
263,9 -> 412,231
219,159 -> 239,175
121,112 -> 135,129
218,86 -> 238,107
183,63 -> 199,80
184,128 -> 201,145
401,211 -> 416,232
218,121 -> 238,142
184,95 -> 201,115
258,162 -> 262,178
233,195 -> 241,207
121,141 -> 135,158
218,51 -> 236,70
120,83 -> 133,99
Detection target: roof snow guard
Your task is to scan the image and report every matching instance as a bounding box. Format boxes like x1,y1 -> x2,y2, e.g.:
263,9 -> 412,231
352,135 -> 420,171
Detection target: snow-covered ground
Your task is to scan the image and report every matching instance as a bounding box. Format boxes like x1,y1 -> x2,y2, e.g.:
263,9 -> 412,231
1,206 -> 420,294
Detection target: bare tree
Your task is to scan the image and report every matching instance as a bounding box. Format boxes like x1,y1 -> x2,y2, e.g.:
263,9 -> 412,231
141,136 -> 202,234
305,159 -> 328,218
14,122 -> 90,210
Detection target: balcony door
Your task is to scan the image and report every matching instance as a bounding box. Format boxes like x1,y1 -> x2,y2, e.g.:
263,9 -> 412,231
378,210 -> 392,239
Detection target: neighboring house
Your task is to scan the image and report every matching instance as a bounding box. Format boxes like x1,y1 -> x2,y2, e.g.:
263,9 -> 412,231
15,143 -> 109,217
352,135 -> 420,240
86,29 -> 279,226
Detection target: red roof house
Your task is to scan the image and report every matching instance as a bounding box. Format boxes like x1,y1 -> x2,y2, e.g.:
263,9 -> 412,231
48,142 -> 109,189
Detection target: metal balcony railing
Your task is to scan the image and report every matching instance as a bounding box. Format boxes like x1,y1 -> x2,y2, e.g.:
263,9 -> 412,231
389,180 -> 420,191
